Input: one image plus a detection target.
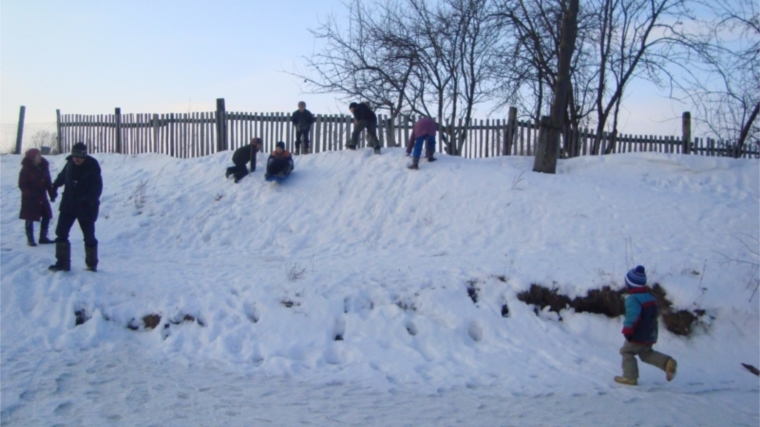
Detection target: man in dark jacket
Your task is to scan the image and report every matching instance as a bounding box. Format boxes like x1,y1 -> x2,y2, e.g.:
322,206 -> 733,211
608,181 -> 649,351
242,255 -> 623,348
226,137 -> 262,183
348,102 -> 381,154
291,101 -> 314,155
49,142 -> 103,272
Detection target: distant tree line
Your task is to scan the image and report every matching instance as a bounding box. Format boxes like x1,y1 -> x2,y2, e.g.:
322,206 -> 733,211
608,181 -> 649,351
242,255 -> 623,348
293,0 -> 758,158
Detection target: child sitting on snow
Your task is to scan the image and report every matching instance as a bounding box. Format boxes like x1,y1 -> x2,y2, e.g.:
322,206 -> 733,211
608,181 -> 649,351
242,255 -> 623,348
265,142 -> 294,179
614,265 -> 678,386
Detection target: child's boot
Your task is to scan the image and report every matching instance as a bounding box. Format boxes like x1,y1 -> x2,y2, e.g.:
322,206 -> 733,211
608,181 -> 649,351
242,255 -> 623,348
665,358 -> 677,381
614,376 -> 637,386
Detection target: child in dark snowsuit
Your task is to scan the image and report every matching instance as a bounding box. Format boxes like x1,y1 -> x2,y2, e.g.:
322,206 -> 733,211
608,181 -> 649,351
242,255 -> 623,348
348,102 -> 381,154
226,138 -> 262,183
291,101 -> 315,155
265,142 -> 294,179
615,266 -> 678,386
18,148 -> 56,246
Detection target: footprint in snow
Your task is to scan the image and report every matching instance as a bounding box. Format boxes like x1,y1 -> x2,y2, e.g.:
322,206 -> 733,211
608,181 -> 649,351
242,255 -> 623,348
333,317 -> 346,341
244,302 -> 259,323
405,320 -> 418,336
468,320 -> 483,342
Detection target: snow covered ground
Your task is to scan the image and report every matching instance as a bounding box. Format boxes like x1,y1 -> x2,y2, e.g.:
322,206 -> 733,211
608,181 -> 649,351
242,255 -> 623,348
1,148 -> 758,426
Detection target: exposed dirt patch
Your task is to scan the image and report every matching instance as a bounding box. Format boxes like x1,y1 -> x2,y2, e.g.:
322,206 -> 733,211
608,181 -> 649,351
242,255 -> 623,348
518,283 -> 706,337
501,303 -> 510,318
571,286 -> 625,317
466,280 -> 479,304
517,284 -> 571,316
142,314 -> 162,330
74,309 -> 90,326
651,283 -> 699,336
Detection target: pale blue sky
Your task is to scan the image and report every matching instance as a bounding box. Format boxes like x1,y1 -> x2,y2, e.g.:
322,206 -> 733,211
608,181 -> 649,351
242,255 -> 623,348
1,0 -> 687,135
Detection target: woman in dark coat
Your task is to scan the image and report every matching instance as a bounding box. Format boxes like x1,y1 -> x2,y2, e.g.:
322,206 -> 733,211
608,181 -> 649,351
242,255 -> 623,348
18,148 -> 56,246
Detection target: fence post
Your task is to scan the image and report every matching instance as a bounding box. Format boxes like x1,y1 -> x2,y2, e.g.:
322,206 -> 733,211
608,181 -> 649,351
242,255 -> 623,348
55,109 -> 63,154
216,98 -> 228,152
115,108 -> 122,154
533,116 -> 558,174
682,111 -> 691,155
386,116 -> 396,147
504,106 -> 517,155
14,106 -> 26,154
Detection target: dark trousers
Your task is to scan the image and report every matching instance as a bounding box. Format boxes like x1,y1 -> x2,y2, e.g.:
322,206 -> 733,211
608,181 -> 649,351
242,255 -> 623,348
25,217 -> 50,234
55,211 -> 97,247
295,130 -> 310,151
226,164 -> 249,181
267,158 -> 292,176
351,120 -> 380,148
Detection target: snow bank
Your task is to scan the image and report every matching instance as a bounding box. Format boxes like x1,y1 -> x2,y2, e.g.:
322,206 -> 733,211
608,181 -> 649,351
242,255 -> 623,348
2,149 -> 758,412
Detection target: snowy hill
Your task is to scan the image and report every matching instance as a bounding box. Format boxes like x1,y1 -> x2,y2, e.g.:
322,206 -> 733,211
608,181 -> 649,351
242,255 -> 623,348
1,148 -> 758,426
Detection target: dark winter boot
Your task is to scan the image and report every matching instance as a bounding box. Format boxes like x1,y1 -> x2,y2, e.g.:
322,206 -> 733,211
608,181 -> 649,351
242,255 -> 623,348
48,241 -> 71,272
408,157 -> 420,170
373,146 -> 381,155
427,152 -> 437,162
39,217 -> 54,244
85,244 -> 98,272
25,221 -> 37,247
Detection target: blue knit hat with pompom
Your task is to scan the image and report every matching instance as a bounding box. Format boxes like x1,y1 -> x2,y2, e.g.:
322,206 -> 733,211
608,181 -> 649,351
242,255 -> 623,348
625,266 -> 647,288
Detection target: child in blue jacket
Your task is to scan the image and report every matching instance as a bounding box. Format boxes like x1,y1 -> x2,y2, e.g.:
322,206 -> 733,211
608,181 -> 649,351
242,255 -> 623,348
614,266 -> 678,386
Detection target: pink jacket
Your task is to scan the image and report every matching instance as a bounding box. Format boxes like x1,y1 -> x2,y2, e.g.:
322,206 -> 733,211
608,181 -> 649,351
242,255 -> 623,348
408,117 -> 437,145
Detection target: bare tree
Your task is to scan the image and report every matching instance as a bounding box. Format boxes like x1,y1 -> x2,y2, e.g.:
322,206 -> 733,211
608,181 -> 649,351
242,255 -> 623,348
420,0 -> 502,155
294,0 -> 419,127
295,0 -> 501,156
495,0 -> 689,156
494,0 -> 600,156
669,0 -> 759,156
587,0 -> 689,154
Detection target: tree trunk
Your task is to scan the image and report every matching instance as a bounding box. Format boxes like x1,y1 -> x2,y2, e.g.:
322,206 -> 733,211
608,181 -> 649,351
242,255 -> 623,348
533,0 -> 579,174
736,101 -> 759,158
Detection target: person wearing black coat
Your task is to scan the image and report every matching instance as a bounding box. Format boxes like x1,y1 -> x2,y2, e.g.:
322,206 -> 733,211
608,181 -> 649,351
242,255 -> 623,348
348,102 -> 381,154
48,142 -> 103,272
226,137 -> 262,183
291,101 -> 314,155
18,148 -> 56,246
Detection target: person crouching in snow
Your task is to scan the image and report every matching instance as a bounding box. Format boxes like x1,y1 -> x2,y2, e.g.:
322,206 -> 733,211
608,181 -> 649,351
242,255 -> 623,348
615,265 -> 678,386
226,137 -> 262,183
265,142 -> 294,179
18,148 -> 57,246
406,116 -> 437,170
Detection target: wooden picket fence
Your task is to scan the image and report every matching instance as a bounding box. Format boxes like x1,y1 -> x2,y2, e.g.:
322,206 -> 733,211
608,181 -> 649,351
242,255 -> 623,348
55,101 -> 759,159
